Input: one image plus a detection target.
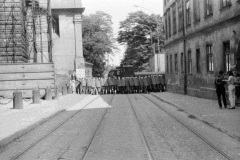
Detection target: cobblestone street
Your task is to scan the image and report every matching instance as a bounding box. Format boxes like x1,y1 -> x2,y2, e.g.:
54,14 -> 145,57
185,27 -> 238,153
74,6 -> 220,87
0,93 -> 240,160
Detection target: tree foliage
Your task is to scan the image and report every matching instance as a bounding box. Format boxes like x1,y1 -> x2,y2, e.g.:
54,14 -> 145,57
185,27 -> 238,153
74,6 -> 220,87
117,11 -> 164,71
82,11 -> 116,77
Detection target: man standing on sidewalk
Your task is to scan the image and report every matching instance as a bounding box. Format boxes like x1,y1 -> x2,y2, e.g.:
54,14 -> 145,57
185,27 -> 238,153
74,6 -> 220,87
215,70 -> 227,109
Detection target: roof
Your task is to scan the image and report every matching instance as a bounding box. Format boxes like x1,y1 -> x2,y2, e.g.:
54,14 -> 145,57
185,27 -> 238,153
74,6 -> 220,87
51,0 -> 82,9
134,71 -> 165,76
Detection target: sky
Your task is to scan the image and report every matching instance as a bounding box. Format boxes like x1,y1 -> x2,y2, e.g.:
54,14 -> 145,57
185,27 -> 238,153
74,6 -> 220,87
81,0 -> 164,65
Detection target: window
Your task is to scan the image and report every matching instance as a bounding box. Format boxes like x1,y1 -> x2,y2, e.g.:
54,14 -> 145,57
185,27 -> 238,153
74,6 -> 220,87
175,53 -> 178,73
181,52 -> 184,72
178,1 -> 183,31
205,0 -> 213,16
186,0 -> 191,26
170,55 -> 173,73
165,17 -> 168,39
220,0 -> 231,8
193,0 -> 200,22
166,55 -> 169,73
196,49 -> 201,73
172,5 -> 177,34
168,13 -> 171,37
206,44 -> 214,72
223,41 -> 230,72
52,15 -> 60,36
188,50 -> 192,74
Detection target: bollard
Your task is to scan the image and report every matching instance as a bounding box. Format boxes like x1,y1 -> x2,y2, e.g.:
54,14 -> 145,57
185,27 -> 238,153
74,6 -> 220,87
45,87 -> 52,100
67,85 -> 72,94
62,85 -> 67,95
32,88 -> 40,104
54,86 -> 59,99
13,90 -> 23,109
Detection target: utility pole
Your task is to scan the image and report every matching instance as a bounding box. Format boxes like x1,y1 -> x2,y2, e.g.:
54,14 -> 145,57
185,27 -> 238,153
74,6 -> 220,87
182,0 -> 187,95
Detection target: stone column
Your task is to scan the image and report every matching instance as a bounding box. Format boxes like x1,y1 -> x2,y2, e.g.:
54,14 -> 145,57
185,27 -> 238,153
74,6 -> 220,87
73,14 -> 85,78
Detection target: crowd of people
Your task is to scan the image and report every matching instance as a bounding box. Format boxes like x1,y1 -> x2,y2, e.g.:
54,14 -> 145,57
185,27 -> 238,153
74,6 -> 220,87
72,76 -> 165,95
215,70 -> 240,109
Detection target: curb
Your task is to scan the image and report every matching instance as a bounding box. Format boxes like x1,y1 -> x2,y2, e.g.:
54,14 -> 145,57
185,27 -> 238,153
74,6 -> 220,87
0,109 -> 66,150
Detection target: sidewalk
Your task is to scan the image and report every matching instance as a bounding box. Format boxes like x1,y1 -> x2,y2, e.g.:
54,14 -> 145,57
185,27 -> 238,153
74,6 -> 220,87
0,94 -> 98,148
152,92 -> 240,142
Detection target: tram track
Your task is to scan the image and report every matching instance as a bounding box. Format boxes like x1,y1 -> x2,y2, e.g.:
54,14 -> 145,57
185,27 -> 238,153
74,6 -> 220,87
141,93 -> 235,160
80,95 -> 115,160
126,94 -> 155,160
2,96 -> 101,160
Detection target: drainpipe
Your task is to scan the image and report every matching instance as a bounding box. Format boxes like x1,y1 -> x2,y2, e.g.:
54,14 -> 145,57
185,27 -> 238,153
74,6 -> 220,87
182,0 -> 187,95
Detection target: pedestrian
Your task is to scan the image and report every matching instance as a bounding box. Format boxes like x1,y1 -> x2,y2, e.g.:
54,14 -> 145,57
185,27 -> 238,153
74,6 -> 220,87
227,71 -> 236,109
214,70 -> 227,109
235,72 -> 240,106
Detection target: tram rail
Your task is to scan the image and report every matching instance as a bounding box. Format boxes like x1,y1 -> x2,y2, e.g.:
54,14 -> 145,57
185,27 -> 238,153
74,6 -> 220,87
81,95 -> 115,160
141,94 -> 235,160
8,96 -> 101,160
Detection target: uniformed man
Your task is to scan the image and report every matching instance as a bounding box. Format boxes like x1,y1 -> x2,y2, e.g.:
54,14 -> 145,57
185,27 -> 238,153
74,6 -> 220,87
155,75 -> 160,92
104,77 -> 109,94
125,77 -> 130,94
122,77 -> 126,94
147,76 -> 152,92
129,77 -> 134,93
100,77 -> 105,94
81,78 -> 87,94
86,78 -> 92,94
151,75 -> 156,92
113,77 -> 117,94
107,77 -> 113,94
139,77 -> 144,93
117,77 -> 122,94
91,78 -> 97,95
96,77 -> 101,94
143,76 -> 149,93
134,77 -> 139,93
160,75 -> 165,91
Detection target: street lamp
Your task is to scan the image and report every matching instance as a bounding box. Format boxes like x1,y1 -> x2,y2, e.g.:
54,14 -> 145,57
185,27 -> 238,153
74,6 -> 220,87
134,5 -> 162,54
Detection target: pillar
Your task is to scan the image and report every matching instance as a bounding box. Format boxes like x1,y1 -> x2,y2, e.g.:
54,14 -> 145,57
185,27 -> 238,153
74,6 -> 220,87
73,14 -> 85,79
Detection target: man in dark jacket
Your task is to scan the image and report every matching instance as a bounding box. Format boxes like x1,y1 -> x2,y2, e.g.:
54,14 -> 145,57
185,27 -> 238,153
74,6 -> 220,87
215,70 -> 227,109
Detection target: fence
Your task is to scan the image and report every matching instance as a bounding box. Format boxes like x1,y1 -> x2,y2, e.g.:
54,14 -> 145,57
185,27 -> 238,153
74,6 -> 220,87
0,63 -> 54,98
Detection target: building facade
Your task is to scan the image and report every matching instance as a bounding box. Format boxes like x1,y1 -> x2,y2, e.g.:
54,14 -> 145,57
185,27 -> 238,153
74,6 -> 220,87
164,0 -> 240,99
51,0 -> 86,78
149,53 -> 165,73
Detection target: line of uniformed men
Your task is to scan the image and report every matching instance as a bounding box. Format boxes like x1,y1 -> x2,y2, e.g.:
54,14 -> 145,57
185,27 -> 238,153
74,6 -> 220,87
75,75 -> 165,95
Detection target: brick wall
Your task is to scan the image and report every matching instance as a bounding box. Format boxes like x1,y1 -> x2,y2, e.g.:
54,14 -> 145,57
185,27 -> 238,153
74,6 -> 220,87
0,0 -> 28,63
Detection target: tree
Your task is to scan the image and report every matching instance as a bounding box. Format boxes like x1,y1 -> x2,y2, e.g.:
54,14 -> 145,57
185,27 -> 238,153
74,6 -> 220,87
82,11 -> 116,77
117,11 -> 164,71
